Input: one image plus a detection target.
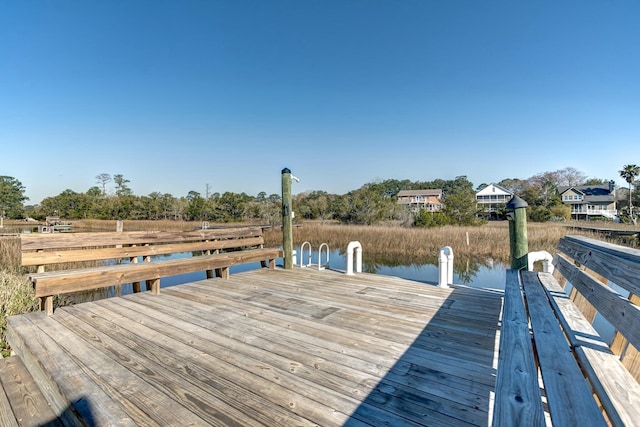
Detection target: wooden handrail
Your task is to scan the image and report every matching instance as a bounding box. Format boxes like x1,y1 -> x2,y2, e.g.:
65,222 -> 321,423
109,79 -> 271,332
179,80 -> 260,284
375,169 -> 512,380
553,234 -> 640,382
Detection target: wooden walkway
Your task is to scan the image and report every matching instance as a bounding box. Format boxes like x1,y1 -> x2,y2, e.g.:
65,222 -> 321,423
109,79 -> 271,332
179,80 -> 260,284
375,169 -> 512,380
5,268 -> 504,426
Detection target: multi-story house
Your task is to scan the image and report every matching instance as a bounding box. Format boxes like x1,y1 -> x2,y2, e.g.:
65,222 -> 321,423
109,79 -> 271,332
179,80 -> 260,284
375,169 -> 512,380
558,182 -> 617,220
397,189 -> 444,213
475,184 -> 513,219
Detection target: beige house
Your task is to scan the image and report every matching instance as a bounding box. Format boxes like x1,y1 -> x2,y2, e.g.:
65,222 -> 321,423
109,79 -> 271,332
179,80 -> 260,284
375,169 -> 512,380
397,189 -> 444,213
558,183 -> 617,220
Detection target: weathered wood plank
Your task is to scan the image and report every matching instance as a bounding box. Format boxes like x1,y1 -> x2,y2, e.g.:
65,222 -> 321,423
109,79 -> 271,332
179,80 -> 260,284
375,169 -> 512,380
159,283 -> 497,396
0,359 -> 20,427
6,314 -> 136,427
538,272 -> 640,427
520,271 -> 607,427
105,290 -> 490,426
243,271 -> 503,325
20,227 -> 265,251
173,280 -> 498,384
555,253 -> 640,351
102,293 -> 484,426
189,272 -> 502,335
53,307 -> 283,427
34,313 -> 215,426
21,236 -> 264,266
30,248 -> 282,297
558,235 -> 640,296
81,300 -> 453,427
0,356 -> 62,427
9,268 -> 504,427
537,272 -> 609,351
492,269 -> 544,427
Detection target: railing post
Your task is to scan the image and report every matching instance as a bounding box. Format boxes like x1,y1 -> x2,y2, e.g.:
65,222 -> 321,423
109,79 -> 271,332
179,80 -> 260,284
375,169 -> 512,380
507,196 -> 529,270
346,241 -> 362,275
281,168 -> 294,270
438,246 -> 454,288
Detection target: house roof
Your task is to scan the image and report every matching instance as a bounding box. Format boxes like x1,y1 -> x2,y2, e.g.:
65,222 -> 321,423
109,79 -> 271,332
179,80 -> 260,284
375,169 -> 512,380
475,183 -> 512,197
397,189 -> 443,197
558,184 -> 611,196
559,185 -> 615,203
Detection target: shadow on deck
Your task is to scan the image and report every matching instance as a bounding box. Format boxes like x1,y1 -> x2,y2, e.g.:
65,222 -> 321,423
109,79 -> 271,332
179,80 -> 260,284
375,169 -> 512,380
5,268 -> 504,426
344,286 -> 503,426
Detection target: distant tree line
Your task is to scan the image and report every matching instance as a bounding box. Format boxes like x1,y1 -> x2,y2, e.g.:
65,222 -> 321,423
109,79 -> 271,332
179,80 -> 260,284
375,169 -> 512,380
1,166 -> 638,227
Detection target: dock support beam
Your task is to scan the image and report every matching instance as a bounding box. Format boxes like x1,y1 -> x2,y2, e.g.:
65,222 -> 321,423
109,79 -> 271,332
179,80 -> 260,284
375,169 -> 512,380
507,196 -> 529,270
281,168 -> 294,269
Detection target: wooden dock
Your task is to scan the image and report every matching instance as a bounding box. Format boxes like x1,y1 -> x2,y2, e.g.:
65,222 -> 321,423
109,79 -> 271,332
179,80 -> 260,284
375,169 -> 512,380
5,268 -> 503,427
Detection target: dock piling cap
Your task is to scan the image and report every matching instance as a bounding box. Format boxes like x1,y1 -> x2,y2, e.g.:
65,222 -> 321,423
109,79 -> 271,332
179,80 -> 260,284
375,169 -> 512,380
282,168 -> 291,174
506,195 -> 528,210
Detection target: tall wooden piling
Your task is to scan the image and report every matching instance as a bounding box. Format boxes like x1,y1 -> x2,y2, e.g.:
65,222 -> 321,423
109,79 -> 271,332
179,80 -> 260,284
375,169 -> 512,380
281,168 -> 293,269
507,196 -> 529,270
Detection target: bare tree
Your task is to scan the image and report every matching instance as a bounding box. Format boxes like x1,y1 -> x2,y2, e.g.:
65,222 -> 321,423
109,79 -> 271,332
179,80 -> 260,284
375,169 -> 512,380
556,167 -> 587,187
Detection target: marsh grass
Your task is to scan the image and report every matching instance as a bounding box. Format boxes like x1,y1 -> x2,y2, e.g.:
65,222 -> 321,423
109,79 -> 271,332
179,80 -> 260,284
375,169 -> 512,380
264,221 -> 612,265
0,235 -> 21,273
0,270 -> 39,356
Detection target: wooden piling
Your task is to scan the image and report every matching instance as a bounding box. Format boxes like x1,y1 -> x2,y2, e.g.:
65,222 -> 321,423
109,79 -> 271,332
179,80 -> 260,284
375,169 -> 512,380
281,168 -> 293,269
507,196 -> 529,270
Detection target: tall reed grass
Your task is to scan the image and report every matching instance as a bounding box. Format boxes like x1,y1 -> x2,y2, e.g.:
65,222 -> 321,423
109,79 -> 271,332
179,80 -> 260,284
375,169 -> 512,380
264,221 -> 612,265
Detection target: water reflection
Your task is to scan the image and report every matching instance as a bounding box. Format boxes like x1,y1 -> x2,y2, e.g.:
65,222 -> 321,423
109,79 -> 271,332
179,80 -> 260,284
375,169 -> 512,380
323,249 -> 507,290
56,248 -> 508,310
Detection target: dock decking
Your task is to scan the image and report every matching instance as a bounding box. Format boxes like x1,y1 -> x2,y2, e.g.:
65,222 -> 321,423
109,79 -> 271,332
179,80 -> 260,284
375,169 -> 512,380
6,268 -> 504,426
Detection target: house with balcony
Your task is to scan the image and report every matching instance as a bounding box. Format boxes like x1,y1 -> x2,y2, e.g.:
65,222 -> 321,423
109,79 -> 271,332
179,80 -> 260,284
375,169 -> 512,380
558,182 -> 617,220
476,184 -> 512,219
397,189 -> 444,213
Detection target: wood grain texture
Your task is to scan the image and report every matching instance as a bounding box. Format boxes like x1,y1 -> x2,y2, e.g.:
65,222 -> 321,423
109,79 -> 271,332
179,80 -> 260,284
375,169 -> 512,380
0,356 -> 62,427
21,236 -> 264,266
520,271 -> 607,427
555,253 -> 640,351
20,227 -> 265,251
538,272 -> 640,427
7,268 -> 503,427
558,235 -> 640,296
492,270 -> 545,427
21,228 -> 282,311
0,359 -> 21,427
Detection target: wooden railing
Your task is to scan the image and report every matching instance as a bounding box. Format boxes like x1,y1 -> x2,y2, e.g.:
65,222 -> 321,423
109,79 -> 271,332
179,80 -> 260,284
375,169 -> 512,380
494,233 -> 640,426
21,227 -> 283,315
555,235 -> 640,378
570,208 -> 618,218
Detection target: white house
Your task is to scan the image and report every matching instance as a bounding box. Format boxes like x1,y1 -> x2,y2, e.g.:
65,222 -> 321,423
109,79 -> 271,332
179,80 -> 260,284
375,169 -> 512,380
476,184 -> 513,219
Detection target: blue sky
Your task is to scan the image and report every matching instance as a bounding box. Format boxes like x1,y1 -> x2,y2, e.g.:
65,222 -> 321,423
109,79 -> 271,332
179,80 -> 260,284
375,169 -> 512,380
2,1 -> 639,204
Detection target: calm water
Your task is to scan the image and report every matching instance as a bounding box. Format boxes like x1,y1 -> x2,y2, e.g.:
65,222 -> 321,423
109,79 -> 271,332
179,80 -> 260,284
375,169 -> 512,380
157,248 -> 507,290
298,249 -> 507,290
94,248 -> 506,299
